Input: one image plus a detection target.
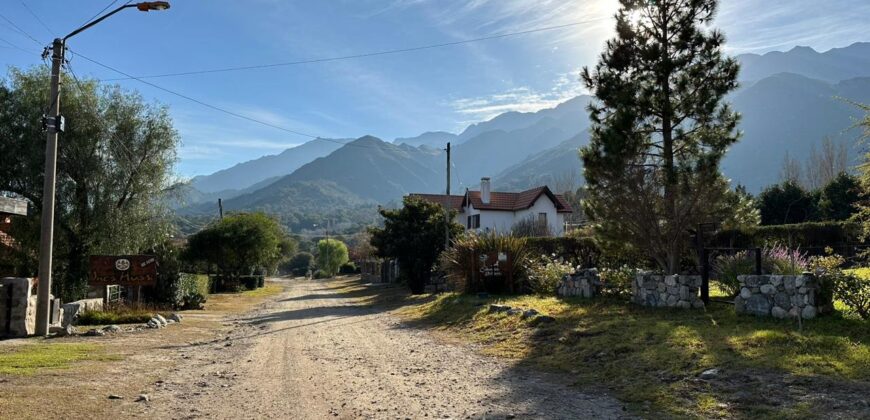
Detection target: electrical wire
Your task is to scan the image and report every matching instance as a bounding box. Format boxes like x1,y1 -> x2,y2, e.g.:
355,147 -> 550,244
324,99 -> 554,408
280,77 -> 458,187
77,0 -> 131,30
0,11 -> 42,46
102,18 -> 609,81
18,1 -> 54,37
0,35 -> 37,55
69,49 -> 386,149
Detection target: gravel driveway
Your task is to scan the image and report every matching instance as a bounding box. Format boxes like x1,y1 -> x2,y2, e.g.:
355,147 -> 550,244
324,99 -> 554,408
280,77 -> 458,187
148,277 -> 631,419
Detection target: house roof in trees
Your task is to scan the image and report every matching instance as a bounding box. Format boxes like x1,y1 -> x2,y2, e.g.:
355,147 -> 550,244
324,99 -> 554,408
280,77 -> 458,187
409,187 -> 572,214
463,186 -> 573,213
0,197 -> 27,216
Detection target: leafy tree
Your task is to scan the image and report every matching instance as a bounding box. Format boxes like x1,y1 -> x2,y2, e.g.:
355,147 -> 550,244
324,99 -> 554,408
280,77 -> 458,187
185,212 -> 286,278
0,67 -> 178,300
282,252 -> 314,276
316,238 -> 348,277
511,215 -> 552,237
369,197 -> 463,294
719,185 -> 761,230
854,102 -> 870,239
757,181 -> 818,225
580,0 -> 740,273
818,172 -> 860,221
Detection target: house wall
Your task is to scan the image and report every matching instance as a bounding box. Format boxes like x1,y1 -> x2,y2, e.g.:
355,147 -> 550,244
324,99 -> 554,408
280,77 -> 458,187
514,197 -> 565,236
462,197 -> 567,236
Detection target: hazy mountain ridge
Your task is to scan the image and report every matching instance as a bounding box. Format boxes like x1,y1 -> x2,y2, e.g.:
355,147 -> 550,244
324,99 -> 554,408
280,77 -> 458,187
175,42 -> 870,223
736,42 -> 870,82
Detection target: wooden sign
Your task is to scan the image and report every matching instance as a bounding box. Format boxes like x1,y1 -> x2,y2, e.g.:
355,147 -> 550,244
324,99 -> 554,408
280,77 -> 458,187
479,251 -> 512,278
89,255 -> 158,286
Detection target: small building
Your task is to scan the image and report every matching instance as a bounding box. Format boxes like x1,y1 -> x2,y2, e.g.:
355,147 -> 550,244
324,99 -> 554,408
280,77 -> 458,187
410,177 -> 573,236
0,196 -> 28,277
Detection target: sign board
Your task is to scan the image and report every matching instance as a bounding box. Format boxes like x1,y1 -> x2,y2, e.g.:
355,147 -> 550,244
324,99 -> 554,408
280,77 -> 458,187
89,255 -> 158,286
478,251 -> 513,278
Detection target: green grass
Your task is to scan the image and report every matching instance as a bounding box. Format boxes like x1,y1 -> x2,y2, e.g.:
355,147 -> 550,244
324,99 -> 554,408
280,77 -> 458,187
0,343 -> 121,375
399,293 -> 870,418
239,283 -> 282,298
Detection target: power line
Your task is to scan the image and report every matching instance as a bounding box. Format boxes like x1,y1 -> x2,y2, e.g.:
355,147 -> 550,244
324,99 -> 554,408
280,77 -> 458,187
68,50 -> 382,149
77,0 -> 129,30
18,1 -> 54,37
0,35 -> 37,55
103,18 -> 608,81
0,11 -> 42,46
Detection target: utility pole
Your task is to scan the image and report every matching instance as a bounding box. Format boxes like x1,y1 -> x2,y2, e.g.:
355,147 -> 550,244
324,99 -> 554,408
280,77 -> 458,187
325,219 -> 330,277
33,2 -> 171,336
34,38 -> 64,336
218,198 -> 223,220
444,142 -> 451,249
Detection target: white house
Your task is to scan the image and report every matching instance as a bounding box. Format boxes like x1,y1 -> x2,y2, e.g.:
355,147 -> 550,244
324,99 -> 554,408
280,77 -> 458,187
410,177 -> 573,237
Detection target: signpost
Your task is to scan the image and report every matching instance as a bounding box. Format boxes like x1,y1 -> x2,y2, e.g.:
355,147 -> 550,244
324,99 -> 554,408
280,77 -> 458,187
89,255 -> 158,287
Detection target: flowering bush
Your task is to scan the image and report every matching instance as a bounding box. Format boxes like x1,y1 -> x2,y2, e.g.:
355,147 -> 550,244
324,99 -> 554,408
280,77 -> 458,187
526,254 -> 574,295
598,265 -> 637,298
713,244 -> 810,297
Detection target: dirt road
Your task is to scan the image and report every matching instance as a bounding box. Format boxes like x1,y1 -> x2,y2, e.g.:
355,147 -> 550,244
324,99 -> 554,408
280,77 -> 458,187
141,277 -> 629,419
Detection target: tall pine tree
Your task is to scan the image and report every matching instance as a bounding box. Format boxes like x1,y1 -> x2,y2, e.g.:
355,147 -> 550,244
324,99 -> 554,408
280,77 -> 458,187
581,0 -> 740,273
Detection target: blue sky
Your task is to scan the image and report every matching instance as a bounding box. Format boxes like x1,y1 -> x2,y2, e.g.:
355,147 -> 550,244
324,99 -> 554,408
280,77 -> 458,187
2,0 -> 868,178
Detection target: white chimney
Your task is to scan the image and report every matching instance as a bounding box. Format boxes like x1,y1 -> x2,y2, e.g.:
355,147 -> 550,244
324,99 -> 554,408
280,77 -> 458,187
481,177 -> 491,204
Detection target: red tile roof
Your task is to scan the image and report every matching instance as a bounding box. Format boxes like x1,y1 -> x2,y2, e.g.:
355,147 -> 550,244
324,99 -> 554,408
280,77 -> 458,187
410,186 -> 572,214
408,194 -> 465,211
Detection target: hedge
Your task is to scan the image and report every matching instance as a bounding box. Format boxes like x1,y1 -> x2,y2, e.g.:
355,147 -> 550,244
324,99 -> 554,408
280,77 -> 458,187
178,273 -> 210,299
711,221 -> 862,251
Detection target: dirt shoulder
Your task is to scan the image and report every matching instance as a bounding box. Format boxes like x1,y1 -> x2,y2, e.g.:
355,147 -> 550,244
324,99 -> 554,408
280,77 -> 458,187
0,282 -> 284,419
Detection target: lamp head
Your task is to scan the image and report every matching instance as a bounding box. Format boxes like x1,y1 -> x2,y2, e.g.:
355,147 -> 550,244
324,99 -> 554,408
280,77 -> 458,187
136,1 -> 170,11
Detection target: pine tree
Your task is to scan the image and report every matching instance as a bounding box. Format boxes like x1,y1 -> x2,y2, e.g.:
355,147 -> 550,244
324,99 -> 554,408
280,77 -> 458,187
580,0 -> 740,273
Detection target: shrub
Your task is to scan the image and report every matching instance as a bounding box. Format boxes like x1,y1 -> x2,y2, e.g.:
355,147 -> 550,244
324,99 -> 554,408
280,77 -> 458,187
339,261 -> 358,274
832,272 -> 870,319
316,239 -> 349,277
712,221 -> 860,250
283,252 -> 314,276
598,265 -> 637,299
512,215 -> 553,237
440,232 -> 532,294
712,245 -> 809,297
76,305 -> 162,325
525,254 -> 573,295
181,292 -> 207,310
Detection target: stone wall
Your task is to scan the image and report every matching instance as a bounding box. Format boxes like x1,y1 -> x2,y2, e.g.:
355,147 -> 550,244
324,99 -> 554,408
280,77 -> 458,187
734,274 -> 822,319
0,277 -> 36,336
557,269 -> 600,298
632,274 -> 705,309
62,298 -> 104,326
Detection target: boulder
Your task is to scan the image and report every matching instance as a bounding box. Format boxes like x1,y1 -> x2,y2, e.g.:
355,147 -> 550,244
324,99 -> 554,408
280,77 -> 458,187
771,306 -> 788,319
154,314 -> 168,326
744,294 -> 771,316
699,368 -> 719,380
102,325 -> 121,333
50,324 -> 77,337
801,306 -> 817,320
521,309 -> 539,319
84,328 -> 105,337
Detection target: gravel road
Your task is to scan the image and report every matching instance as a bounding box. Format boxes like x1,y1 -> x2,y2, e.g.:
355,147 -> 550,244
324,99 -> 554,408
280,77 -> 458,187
148,277 -> 631,419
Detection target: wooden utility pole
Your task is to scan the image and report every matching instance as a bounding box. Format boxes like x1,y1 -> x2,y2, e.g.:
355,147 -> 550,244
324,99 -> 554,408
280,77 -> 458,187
444,142 -> 451,249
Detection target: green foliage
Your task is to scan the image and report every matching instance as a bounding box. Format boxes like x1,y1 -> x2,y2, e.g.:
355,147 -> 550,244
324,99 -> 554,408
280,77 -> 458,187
758,181 -> 819,225
720,185 -> 761,230
370,196 -> 463,294
176,273 -> 209,309
185,212 -> 288,278
339,261 -> 358,274
0,67 -> 179,301
832,273 -> 870,320
713,251 -> 759,297
282,252 -> 314,276
181,292 -> 207,310
598,265 -> 637,298
0,344 -> 118,375
712,246 -> 810,297
818,173 -> 861,221
316,238 -> 349,277
580,0 -> 740,274
439,232 -> 532,294
76,306 -> 159,325
525,255 -> 573,295
712,221 -> 860,249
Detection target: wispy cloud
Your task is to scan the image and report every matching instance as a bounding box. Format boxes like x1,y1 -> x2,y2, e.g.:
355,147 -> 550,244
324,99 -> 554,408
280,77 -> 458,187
449,68 -> 586,121
179,145 -> 226,160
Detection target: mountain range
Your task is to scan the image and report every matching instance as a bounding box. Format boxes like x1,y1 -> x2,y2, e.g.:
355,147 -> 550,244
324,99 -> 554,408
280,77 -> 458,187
175,42 -> 870,230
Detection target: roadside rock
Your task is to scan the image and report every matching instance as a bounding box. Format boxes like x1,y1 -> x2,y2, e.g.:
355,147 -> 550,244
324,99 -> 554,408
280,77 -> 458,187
102,325 -> 121,333
84,328 -> 106,337
135,394 -> 150,402
700,368 -> 720,380
50,324 -> 77,337
146,318 -> 163,329
521,309 -> 540,319
108,394 -> 124,400
169,313 -> 183,323
488,304 -> 512,314
155,314 -> 168,326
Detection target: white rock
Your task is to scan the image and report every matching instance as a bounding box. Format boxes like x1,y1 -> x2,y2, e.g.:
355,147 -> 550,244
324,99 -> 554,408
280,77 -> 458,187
700,368 -> 719,379
154,314 -> 168,326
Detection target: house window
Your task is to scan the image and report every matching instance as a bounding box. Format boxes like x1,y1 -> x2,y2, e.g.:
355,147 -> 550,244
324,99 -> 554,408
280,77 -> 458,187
466,215 -> 472,229
470,214 -> 480,229
538,212 -> 547,225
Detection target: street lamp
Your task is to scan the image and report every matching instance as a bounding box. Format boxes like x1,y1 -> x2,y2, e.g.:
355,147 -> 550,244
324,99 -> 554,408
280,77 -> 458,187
34,2 -> 170,336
